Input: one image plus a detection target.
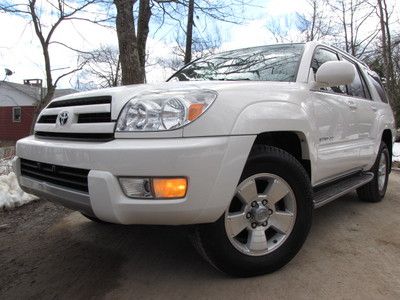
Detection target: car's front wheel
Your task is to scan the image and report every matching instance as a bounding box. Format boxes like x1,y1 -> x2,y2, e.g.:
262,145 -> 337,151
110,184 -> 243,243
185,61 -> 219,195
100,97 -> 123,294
192,146 -> 313,277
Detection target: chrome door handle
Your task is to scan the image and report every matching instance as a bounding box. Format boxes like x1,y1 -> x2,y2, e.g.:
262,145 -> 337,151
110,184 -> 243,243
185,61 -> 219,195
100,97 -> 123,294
347,100 -> 357,110
371,105 -> 378,112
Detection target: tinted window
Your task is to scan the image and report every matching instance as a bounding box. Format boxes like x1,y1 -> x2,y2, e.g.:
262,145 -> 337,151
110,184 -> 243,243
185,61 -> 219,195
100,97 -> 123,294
311,48 -> 346,94
169,44 -> 304,82
368,73 -> 388,103
343,58 -> 368,99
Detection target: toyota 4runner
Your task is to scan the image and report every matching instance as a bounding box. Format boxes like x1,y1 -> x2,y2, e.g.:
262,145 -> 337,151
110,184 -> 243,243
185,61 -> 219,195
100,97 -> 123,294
14,42 -> 395,277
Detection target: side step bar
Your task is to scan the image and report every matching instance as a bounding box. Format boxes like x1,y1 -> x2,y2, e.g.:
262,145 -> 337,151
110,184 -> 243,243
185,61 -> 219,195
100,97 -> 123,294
313,172 -> 374,209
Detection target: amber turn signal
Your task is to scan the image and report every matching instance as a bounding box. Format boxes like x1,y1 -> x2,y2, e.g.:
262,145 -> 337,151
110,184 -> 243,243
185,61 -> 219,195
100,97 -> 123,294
153,178 -> 188,198
188,103 -> 205,121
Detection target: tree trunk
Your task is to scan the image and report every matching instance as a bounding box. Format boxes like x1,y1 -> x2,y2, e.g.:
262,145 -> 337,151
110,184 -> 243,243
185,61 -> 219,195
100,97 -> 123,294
341,1 -> 349,53
184,0 -> 195,64
114,0 -> 144,84
137,0 -> 151,77
310,0 -> 316,41
377,0 -> 398,124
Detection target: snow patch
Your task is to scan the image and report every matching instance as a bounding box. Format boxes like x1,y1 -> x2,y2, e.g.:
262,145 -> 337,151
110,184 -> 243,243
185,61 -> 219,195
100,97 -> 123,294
393,143 -> 400,162
0,158 -> 38,210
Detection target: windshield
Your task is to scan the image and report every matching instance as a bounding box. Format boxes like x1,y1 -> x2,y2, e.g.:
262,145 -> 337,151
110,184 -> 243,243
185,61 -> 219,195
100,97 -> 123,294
169,44 -> 304,82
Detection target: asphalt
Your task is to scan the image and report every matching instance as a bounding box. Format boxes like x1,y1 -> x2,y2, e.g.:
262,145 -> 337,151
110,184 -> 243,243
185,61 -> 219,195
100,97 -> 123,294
1,172 -> 400,299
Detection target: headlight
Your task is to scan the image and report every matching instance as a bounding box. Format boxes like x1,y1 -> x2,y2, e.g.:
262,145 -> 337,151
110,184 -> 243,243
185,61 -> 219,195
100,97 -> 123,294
116,89 -> 217,132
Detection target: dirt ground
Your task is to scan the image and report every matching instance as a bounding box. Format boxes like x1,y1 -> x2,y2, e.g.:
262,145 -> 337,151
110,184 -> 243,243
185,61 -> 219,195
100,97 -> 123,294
1,173 -> 400,300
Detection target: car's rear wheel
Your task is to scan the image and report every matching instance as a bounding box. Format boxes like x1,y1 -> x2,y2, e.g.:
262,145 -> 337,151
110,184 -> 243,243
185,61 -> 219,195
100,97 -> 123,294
192,146 -> 313,277
357,142 -> 390,202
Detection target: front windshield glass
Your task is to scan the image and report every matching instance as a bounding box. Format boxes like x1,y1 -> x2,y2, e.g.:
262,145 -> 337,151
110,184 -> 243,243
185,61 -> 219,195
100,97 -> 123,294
169,44 -> 304,82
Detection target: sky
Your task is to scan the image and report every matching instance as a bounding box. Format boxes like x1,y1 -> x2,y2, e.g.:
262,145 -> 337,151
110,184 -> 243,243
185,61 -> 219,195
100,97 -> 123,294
0,0 -> 398,89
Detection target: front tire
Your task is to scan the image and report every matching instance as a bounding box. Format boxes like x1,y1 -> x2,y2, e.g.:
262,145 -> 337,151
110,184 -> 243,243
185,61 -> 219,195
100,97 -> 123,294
357,142 -> 390,202
192,146 -> 313,277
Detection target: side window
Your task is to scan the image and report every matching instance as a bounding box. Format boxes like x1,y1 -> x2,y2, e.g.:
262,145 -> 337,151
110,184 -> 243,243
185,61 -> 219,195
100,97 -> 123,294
311,48 -> 346,94
343,58 -> 371,99
368,73 -> 388,103
13,107 -> 21,123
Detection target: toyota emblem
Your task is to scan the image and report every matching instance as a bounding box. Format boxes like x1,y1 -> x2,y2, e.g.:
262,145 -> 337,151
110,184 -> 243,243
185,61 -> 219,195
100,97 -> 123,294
57,111 -> 69,126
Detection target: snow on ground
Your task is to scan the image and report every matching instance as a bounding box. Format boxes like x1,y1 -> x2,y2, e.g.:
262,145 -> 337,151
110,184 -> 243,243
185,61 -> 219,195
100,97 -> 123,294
393,143 -> 400,162
0,158 -> 38,210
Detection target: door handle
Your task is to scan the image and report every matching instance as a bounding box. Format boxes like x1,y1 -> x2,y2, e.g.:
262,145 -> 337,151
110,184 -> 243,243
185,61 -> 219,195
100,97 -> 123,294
371,105 -> 378,112
347,100 -> 357,110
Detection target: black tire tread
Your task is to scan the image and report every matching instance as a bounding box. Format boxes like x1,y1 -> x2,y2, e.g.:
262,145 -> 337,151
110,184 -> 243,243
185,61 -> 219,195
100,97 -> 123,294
357,142 -> 389,203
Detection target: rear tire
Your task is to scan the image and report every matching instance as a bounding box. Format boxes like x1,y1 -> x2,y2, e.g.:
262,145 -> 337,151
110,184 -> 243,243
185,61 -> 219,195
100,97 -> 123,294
357,142 -> 390,202
192,146 -> 313,277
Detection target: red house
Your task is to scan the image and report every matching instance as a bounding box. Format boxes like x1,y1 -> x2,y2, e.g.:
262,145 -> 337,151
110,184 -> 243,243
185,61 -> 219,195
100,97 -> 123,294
0,80 -> 76,144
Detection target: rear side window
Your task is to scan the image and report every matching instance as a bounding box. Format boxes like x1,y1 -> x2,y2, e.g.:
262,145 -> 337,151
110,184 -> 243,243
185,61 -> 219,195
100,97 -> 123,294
368,73 -> 388,103
342,58 -> 371,99
311,48 -> 346,94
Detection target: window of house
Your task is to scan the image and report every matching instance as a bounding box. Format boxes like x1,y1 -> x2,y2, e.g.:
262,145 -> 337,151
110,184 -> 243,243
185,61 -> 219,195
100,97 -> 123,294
13,107 -> 22,122
311,48 -> 346,94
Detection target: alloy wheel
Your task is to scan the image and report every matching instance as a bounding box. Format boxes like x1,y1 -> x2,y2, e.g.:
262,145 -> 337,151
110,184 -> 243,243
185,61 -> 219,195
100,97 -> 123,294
225,173 -> 297,256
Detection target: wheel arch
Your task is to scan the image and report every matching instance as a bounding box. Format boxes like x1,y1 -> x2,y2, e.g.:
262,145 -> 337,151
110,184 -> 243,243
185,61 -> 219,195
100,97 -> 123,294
252,131 -> 312,180
231,101 -> 315,182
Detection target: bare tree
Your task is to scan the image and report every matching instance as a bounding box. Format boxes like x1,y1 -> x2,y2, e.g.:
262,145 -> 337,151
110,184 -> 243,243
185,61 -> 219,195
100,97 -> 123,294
156,26 -> 221,75
296,0 -> 333,42
175,26 -> 221,58
155,0 -> 251,65
376,0 -> 399,122
329,0 -> 379,58
0,0 -> 109,132
184,0 -> 195,64
80,45 -> 121,88
114,0 -> 146,84
266,18 -> 289,43
156,55 -> 184,72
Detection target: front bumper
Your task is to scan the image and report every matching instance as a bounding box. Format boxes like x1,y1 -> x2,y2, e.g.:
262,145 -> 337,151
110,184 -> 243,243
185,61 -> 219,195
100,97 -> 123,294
15,135 -> 254,225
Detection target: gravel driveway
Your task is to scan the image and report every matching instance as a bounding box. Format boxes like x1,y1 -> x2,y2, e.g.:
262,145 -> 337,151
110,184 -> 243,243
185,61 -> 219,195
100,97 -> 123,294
1,173 -> 400,299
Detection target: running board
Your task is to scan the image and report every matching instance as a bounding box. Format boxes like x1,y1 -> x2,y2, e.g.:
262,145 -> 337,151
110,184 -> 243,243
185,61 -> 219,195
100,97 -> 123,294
313,172 -> 374,209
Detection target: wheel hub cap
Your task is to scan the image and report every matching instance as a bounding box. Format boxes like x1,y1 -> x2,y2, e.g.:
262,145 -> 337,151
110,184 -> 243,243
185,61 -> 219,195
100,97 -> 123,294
252,206 -> 269,223
378,152 -> 387,192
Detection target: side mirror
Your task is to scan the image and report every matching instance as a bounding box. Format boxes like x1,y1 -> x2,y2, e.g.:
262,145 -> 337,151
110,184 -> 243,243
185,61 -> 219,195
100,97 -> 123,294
312,61 -> 355,88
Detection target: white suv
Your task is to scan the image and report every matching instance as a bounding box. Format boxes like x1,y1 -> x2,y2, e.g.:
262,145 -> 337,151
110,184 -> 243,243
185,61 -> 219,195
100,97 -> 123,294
14,42 -> 395,277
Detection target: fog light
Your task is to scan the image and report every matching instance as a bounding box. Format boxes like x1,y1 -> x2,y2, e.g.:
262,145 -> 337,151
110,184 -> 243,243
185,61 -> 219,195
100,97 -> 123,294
119,178 -> 152,198
119,177 -> 188,199
153,178 -> 187,198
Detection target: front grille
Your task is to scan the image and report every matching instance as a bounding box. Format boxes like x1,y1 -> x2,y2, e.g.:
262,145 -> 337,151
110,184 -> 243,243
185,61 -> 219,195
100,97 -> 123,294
37,115 -> 58,123
36,95 -> 114,142
20,159 -> 89,192
35,131 -> 114,142
78,112 -> 111,123
47,96 -> 111,108
37,112 -> 112,124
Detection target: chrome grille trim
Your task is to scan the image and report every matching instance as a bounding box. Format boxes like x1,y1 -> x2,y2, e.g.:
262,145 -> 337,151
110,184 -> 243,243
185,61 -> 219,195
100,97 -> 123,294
35,96 -> 115,141
47,96 -> 111,108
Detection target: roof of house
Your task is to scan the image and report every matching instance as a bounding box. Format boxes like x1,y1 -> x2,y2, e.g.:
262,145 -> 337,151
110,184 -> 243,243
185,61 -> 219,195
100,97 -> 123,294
0,81 -> 77,107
